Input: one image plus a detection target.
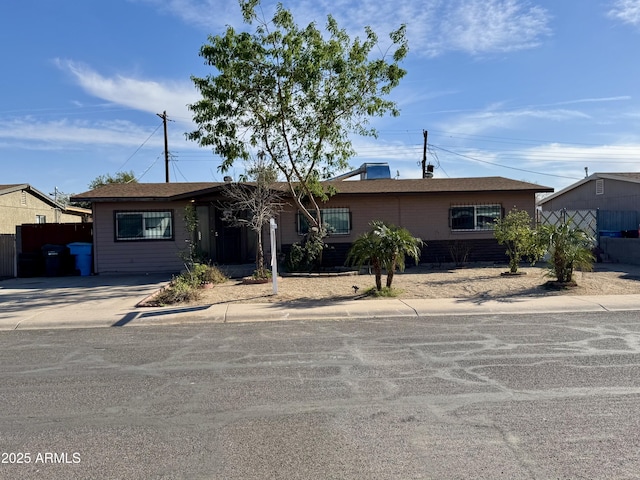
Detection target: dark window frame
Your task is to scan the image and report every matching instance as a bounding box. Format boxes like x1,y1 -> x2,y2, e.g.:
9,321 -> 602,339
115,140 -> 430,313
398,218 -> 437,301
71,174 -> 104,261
449,204 -> 502,231
114,210 -> 175,242
296,208 -> 351,235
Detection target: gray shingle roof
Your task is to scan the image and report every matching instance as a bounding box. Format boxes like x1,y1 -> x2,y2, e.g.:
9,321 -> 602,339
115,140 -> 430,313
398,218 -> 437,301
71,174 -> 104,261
71,176 -> 553,202
538,172 -> 640,205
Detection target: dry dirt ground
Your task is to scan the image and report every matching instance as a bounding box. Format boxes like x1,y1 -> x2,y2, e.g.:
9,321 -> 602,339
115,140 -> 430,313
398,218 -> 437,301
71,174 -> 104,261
191,262 -> 640,306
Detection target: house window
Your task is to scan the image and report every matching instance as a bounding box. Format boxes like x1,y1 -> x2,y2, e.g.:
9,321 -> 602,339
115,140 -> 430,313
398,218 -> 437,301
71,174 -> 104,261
115,210 -> 173,241
595,179 -> 604,195
35,215 -> 46,224
297,208 -> 351,235
450,205 -> 501,231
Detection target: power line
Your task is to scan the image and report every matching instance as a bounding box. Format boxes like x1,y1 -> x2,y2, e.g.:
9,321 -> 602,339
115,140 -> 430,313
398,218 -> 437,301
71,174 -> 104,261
136,154 -> 162,182
116,122 -> 163,172
429,144 -> 581,180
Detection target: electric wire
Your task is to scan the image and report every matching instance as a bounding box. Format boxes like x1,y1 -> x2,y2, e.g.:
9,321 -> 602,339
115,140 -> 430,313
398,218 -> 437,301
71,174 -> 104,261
429,144 -> 581,180
116,122 -> 163,172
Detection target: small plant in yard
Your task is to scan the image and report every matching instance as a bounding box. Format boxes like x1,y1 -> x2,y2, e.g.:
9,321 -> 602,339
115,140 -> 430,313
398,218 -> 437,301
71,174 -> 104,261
154,275 -> 203,305
252,267 -> 272,280
286,234 -> 327,272
538,220 -> 595,285
346,221 -> 423,291
364,286 -> 401,298
197,263 -> 228,285
494,209 -> 546,274
153,263 -> 227,305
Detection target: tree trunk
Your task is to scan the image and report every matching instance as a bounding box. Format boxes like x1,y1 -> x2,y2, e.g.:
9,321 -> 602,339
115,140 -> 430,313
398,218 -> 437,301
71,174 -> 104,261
256,230 -> 264,273
373,259 -> 382,290
386,259 -> 396,288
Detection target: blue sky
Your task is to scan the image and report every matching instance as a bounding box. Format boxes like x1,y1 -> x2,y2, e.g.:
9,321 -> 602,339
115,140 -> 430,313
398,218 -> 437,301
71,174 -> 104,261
2,0 -> 640,199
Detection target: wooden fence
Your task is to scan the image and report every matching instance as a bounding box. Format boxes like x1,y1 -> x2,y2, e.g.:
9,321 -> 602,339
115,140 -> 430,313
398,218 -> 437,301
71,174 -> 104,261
0,234 -> 16,278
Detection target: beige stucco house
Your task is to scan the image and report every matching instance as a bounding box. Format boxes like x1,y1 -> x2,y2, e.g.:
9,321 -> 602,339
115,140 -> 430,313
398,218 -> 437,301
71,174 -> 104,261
0,184 -> 90,234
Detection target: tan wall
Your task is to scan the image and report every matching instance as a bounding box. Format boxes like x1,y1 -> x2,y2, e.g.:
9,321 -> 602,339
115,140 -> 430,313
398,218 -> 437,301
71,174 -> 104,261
93,201 -> 190,274
0,190 -> 83,234
278,191 -> 537,244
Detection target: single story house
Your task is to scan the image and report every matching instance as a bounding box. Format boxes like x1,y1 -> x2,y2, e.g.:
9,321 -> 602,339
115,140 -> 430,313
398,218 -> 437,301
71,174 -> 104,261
538,172 -> 640,212
71,172 -> 552,275
0,183 -> 91,234
538,172 -> 640,265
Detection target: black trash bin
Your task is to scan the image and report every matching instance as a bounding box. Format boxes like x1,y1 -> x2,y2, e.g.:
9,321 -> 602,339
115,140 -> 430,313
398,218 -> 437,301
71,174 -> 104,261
41,244 -> 68,277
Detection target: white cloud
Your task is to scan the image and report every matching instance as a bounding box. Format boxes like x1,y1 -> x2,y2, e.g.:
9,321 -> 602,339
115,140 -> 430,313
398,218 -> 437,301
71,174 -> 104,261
432,0 -> 551,56
130,0 -> 238,29
0,117 -> 165,148
608,0 -> 640,26
524,142 -> 640,167
135,0 -> 551,57
440,107 -> 590,136
54,59 -> 199,125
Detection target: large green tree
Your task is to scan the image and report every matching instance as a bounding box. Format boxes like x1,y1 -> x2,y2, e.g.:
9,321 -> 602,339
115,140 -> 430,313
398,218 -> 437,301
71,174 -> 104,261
89,170 -> 137,190
188,0 -> 408,244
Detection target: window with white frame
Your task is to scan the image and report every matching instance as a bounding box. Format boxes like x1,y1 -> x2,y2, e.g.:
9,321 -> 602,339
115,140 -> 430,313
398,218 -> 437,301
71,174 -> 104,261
450,205 -> 501,231
297,208 -> 351,235
115,210 -> 173,241
35,215 -> 46,224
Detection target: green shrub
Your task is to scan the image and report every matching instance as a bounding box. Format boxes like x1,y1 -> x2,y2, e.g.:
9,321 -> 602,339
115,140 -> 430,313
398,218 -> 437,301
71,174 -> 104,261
198,264 -> 228,284
186,263 -> 228,286
364,286 -> 401,298
153,264 -> 227,306
538,220 -> 595,283
252,267 -> 272,279
286,235 -> 326,272
154,275 -> 202,305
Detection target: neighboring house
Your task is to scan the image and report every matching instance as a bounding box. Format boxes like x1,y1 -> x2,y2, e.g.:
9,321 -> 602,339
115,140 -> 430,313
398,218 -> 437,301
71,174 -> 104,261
71,172 -> 552,274
0,184 -> 90,234
538,172 -> 640,265
538,173 -> 640,212
0,184 -> 92,278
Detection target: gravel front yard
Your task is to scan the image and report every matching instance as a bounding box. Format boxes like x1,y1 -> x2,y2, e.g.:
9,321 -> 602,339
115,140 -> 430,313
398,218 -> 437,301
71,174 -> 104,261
191,262 -> 640,306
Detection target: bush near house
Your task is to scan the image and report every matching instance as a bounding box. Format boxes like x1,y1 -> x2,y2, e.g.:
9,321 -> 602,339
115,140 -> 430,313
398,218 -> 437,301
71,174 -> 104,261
154,263 -> 227,305
346,221 -> 423,291
493,209 -> 545,274
538,220 -> 595,284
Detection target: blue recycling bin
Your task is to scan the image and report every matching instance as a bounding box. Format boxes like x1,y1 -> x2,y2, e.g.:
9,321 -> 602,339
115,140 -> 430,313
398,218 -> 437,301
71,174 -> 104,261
67,242 -> 93,276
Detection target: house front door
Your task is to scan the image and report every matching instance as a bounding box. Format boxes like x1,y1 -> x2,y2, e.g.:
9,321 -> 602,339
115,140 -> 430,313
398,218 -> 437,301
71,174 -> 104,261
196,206 -> 211,260
214,209 -> 242,264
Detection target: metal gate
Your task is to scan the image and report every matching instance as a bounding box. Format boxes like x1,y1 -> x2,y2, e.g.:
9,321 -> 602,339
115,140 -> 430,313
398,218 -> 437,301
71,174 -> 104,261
537,209 -> 597,238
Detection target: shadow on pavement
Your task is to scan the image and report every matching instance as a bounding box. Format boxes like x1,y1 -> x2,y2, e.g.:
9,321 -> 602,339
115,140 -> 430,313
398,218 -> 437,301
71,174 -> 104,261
0,274 -> 171,314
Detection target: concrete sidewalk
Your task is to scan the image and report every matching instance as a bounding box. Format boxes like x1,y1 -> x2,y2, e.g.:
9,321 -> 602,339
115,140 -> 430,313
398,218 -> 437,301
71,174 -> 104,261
1,272 -> 640,330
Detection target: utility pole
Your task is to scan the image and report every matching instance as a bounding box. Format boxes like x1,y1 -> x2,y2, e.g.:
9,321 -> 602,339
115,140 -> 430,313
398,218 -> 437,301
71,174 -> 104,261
157,111 -> 170,182
422,130 -> 428,179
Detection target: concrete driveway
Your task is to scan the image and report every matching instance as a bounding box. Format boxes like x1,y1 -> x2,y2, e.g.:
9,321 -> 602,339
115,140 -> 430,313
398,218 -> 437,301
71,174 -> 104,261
0,274 -> 170,330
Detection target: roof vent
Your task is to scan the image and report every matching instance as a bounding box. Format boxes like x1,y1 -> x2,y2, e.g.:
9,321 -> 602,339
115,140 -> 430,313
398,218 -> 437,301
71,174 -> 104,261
424,164 -> 434,179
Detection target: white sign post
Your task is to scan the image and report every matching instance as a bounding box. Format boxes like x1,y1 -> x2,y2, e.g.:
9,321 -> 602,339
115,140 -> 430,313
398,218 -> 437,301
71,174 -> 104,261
270,218 -> 278,295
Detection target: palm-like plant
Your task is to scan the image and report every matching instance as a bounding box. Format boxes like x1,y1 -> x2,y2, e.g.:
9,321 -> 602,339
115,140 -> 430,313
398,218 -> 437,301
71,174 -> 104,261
346,230 -> 384,290
538,220 -> 595,283
347,221 -> 423,290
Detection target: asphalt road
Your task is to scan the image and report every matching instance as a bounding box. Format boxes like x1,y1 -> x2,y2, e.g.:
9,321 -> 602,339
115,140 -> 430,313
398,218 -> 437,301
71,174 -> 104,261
1,312 -> 640,479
